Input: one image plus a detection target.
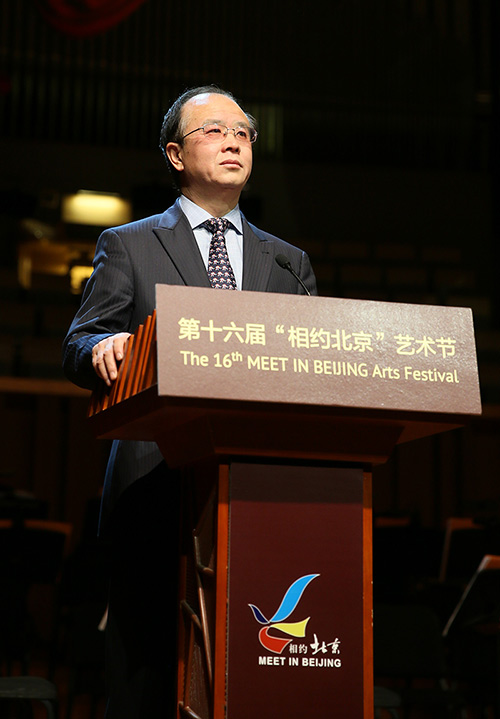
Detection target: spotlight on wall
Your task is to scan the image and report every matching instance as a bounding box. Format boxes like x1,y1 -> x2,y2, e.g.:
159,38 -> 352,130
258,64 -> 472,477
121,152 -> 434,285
61,190 -> 132,226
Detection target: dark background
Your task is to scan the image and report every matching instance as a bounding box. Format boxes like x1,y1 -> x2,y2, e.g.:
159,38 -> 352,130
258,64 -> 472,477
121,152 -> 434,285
1,0 -> 499,562
1,0 -> 500,712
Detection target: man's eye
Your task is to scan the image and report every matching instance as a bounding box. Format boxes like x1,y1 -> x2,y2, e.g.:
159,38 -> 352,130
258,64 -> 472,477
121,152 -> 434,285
236,129 -> 249,139
206,126 -> 223,135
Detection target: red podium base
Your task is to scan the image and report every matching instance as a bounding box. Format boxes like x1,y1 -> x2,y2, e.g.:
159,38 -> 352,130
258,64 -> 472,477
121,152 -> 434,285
176,460 -> 373,719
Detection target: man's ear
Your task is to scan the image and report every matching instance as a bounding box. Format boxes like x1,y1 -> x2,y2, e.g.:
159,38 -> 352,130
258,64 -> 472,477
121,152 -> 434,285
166,142 -> 184,171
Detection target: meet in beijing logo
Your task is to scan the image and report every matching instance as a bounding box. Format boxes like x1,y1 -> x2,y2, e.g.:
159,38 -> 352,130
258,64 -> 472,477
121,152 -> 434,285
249,573 -> 342,668
249,573 -> 318,654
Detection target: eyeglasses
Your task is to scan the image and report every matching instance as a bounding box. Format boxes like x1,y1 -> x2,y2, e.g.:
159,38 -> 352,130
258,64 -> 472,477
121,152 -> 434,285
181,122 -> 258,144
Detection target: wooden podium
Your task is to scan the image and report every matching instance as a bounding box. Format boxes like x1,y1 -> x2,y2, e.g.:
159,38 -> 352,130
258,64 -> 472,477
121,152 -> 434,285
88,285 -> 481,719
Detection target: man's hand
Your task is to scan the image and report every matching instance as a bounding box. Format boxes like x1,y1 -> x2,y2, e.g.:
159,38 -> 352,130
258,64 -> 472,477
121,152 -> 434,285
92,332 -> 131,386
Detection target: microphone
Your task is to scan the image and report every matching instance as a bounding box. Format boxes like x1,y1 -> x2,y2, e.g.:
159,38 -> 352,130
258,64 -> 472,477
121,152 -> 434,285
275,254 -> 311,296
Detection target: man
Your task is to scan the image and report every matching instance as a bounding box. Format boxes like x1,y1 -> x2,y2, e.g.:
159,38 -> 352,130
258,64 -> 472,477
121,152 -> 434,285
63,85 -> 317,718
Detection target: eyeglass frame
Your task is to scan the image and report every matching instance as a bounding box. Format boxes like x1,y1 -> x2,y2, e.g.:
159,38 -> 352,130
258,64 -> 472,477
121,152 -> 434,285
181,121 -> 258,144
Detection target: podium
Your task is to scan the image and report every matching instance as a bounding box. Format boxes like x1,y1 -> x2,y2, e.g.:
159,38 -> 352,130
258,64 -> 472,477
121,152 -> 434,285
88,285 -> 481,719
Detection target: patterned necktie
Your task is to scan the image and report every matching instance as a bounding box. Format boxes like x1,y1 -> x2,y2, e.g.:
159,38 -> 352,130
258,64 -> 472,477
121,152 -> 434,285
203,217 -> 237,290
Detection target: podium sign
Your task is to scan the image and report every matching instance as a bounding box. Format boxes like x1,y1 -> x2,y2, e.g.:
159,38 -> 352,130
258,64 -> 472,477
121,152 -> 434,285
156,284 -> 481,416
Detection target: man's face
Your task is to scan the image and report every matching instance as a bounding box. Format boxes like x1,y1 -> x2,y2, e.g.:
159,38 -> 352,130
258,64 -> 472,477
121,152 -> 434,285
168,93 -> 253,199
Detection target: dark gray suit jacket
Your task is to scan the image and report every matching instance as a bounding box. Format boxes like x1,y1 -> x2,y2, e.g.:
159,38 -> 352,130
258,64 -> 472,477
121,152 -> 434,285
63,199 -> 317,528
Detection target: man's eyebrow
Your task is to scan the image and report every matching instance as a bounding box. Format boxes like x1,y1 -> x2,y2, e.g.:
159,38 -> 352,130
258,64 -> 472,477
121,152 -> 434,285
202,118 -> 249,126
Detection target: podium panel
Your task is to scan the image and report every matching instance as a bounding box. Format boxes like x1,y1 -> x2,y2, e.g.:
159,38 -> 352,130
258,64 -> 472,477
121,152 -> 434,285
226,463 -> 367,719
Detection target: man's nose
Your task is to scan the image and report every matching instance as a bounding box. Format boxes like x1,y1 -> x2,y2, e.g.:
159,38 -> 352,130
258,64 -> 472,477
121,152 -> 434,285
221,130 -> 240,150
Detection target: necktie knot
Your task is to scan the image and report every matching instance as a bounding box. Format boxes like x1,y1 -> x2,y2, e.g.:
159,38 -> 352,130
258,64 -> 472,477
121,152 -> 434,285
203,217 -> 237,290
203,217 -> 230,235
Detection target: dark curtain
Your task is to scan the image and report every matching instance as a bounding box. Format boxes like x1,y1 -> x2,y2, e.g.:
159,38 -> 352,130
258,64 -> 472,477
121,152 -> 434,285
35,0 -> 148,36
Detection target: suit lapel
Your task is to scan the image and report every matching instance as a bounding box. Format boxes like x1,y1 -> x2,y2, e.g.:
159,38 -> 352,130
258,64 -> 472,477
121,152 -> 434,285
152,201 -> 211,288
153,201 -> 275,292
241,219 -> 274,292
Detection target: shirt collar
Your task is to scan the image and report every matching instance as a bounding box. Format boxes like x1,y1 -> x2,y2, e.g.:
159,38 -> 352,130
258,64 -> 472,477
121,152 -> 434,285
179,194 -> 243,234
